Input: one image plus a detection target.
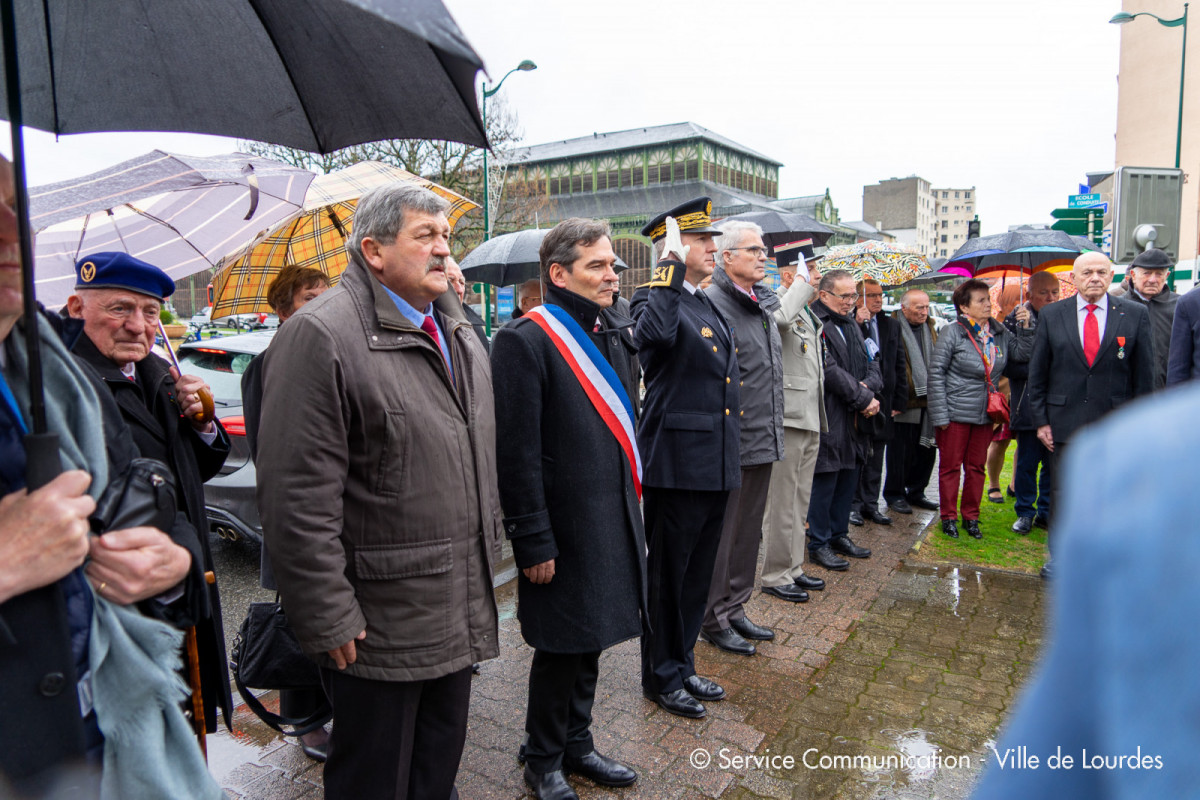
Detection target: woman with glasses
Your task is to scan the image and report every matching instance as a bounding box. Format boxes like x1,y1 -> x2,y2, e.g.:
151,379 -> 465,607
927,279 -> 1033,539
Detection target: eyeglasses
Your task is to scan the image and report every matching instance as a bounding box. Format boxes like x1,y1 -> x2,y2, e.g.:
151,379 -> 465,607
823,291 -> 858,301
727,246 -> 769,257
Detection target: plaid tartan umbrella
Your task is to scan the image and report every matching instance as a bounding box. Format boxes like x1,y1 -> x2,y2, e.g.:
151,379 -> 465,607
818,241 -> 932,286
211,161 -> 477,317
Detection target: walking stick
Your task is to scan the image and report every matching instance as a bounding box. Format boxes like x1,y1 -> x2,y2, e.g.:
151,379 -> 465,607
184,569 -> 217,759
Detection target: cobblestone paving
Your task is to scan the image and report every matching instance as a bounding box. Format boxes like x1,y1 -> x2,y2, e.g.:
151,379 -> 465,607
209,507 -> 1047,799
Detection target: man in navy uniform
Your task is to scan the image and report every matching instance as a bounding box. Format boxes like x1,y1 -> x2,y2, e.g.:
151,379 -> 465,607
632,197 -> 740,720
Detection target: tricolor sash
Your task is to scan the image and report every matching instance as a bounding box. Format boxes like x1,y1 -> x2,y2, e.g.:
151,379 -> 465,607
526,304 -> 643,500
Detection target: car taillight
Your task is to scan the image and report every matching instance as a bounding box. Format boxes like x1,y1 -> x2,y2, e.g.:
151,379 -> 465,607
221,415 -> 246,437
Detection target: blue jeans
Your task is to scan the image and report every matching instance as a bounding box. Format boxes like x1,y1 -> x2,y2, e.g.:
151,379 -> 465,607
1014,430 -> 1052,520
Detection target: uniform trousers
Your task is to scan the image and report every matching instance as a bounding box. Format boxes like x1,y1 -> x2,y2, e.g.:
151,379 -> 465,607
641,487 -> 729,695
319,665 -> 471,800
762,428 -> 821,587
883,419 -> 937,503
807,466 -> 860,551
524,650 -> 599,774
936,421 -> 993,521
704,463 -> 773,633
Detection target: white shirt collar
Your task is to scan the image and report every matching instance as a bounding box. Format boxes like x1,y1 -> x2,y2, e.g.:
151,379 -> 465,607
1076,293 -> 1109,312
683,280 -> 697,295
120,361 -> 137,379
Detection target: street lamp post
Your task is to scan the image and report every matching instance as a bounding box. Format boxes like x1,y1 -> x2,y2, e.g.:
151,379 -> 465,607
1111,3 -> 1189,169
479,59 -> 536,333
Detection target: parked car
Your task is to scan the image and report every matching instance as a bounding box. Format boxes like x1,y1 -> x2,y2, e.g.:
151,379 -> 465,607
178,330 -> 276,543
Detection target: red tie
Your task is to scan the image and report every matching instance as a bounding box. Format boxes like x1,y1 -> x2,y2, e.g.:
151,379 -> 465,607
1083,303 -> 1099,367
421,315 -> 448,369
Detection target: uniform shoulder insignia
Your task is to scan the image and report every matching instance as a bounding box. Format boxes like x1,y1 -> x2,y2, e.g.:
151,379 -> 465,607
647,263 -> 674,288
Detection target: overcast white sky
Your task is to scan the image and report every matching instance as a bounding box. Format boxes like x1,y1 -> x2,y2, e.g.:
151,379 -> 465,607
3,0 -> 1123,235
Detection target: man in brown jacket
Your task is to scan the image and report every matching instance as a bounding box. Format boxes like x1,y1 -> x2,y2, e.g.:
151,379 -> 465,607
256,183 -> 501,800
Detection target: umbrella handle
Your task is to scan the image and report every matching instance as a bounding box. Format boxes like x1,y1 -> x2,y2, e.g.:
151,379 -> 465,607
157,322 -> 215,424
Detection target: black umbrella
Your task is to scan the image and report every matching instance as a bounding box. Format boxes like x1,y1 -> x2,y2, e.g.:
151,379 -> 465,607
0,0 -> 488,486
720,210 -> 836,249
944,230 -> 1101,274
460,228 -> 630,287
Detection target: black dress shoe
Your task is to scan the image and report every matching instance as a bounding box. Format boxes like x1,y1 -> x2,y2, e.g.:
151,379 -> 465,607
762,584 -> 808,603
848,510 -> 864,526
523,766 -> 579,800
1039,560 -> 1054,580
831,535 -> 871,558
1033,516 -> 1050,530
863,509 -> 892,526
682,674 -> 726,701
794,573 -> 825,590
700,627 -> 756,655
1012,516 -> 1033,534
810,545 -> 850,571
963,519 -> 982,539
941,519 -> 959,538
887,498 -> 913,514
908,495 -> 940,510
564,751 -> 637,787
301,742 -> 328,763
731,615 -> 777,639
645,688 -> 706,718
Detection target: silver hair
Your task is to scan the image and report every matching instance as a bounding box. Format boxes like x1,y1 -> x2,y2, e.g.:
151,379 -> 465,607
900,288 -> 929,307
517,279 -> 542,303
347,183 -> 449,263
715,220 -> 764,264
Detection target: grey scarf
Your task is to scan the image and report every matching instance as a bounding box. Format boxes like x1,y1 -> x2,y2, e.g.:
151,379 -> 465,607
898,318 -> 935,448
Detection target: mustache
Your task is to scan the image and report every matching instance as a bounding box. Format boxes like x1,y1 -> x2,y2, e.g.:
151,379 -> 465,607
426,255 -> 447,272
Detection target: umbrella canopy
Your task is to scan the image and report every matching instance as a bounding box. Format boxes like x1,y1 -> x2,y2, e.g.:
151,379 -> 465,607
944,230 -> 1102,276
818,241 -> 932,286
719,210 -> 836,249
0,0 -> 487,151
459,228 -> 630,287
1,0 -> 488,453
210,161 -> 477,317
29,151 -> 316,308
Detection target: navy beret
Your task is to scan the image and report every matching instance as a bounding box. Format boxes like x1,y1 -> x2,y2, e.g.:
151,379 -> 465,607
75,252 -> 175,299
1129,248 -> 1173,270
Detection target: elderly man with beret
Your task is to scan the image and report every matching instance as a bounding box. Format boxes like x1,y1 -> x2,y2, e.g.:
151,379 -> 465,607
1112,247 -> 1177,389
66,252 -> 232,734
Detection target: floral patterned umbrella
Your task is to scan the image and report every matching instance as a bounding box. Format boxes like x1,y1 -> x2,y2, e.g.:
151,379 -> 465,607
818,241 -> 932,286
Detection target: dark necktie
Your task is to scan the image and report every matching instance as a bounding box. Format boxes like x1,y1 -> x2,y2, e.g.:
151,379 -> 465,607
1083,304 -> 1099,366
421,315 -> 449,370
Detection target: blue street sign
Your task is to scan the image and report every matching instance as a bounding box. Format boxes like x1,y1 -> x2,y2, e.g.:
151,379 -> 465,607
1068,193 -> 1102,209
1079,183 -> 1090,195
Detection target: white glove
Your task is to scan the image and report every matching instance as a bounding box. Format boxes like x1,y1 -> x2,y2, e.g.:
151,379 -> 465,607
663,216 -> 690,262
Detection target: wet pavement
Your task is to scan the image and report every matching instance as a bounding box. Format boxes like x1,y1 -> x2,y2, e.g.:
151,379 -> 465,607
207,506 -> 1048,799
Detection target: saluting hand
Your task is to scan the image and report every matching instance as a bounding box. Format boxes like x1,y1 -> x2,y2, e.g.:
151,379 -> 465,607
663,217 -> 690,263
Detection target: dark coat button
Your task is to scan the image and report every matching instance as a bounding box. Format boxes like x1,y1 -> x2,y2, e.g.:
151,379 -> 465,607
39,672 -> 66,697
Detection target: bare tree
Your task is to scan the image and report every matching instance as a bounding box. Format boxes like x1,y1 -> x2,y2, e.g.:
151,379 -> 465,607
241,97 -> 548,259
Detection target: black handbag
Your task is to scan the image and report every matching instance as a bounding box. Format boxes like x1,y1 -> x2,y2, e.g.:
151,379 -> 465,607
229,600 -> 332,736
90,457 -> 177,533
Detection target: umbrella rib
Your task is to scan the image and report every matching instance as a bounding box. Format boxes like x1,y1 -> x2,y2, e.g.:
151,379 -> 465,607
124,205 -> 213,267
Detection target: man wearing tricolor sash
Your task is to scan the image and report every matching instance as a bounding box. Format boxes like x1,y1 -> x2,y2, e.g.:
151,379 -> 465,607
492,218 -> 646,800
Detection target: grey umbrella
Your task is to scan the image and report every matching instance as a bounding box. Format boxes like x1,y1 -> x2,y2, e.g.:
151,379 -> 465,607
30,151 -> 316,308
0,0 -> 488,482
460,229 -> 630,287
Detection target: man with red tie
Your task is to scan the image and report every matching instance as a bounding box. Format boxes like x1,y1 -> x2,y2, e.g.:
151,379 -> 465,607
1027,251 -> 1155,578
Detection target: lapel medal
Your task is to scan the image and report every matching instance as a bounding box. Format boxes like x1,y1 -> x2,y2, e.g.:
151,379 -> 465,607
1117,336 -> 1126,360
701,326 -> 714,338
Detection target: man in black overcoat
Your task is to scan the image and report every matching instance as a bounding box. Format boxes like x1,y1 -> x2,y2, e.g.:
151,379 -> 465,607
66,252 -> 232,732
492,219 -> 645,799
1027,251 -> 1155,579
850,278 -> 907,526
631,197 -> 740,721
